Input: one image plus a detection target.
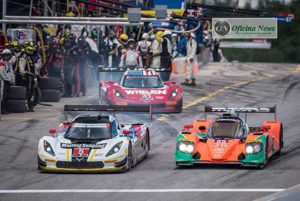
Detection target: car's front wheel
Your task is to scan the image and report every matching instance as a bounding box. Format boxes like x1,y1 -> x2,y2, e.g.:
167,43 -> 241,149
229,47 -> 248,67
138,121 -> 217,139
126,143 -> 133,171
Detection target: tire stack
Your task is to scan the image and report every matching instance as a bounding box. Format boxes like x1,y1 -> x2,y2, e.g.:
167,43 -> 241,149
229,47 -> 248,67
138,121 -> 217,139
7,86 -> 27,113
38,77 -> 61,102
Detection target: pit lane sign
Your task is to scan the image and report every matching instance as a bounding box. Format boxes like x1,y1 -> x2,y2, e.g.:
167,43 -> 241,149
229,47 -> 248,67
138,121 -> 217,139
212,18 -> 277,39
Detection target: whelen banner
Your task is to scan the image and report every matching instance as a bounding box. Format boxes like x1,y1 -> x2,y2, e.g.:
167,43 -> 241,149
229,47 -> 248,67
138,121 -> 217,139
212,18 -> 277,39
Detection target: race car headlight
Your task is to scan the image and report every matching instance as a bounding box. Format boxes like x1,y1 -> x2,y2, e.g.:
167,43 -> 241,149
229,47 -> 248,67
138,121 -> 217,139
168,89 -> 178,99
106,141 -> 123,157
113,89 -> 124,99
245,142 -> 263,154
44,140 -> 55,156
177,141 -> 194,154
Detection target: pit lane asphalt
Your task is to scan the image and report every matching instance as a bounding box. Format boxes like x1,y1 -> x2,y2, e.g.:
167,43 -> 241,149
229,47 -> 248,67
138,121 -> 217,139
0,62 -> 300,201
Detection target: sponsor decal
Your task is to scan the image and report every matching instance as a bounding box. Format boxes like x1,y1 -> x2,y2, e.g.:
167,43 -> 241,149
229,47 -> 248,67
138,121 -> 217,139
213,148 -> 225,154
214,140 -> 228,147
71,123 -> 110,128
125,89 -> 167,95
17,31 -> 27,40
61,143 -> 106,149
212,107 -> 271,113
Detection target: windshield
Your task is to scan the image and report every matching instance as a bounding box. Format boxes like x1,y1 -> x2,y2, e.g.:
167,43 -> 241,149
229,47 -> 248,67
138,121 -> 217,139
211,119 -> 241,138
122,75 -> 163,88
65,117 -> 112,141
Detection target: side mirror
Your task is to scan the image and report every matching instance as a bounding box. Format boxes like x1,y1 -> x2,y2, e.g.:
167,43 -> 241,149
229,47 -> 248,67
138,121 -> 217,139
122,129 -> 131,135
184,124 -> 193,130
48,129 -> 56,136
199,126 -> 206,132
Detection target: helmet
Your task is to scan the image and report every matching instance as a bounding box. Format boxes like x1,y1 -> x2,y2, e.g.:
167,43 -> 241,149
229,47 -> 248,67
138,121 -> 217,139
155,31 -> 164,41
91,28 -> 98,39
172,33 -> 178,38
128,39 -> 135,45
119,33 -> 128,45
12,41 -> 19,47
163,30 -> 172,37
26,45 -> 34,55
66,11 -> 74,17
128,39 -> 135,49
142,33 -> 148,39
2,49 -> 12,61
5,42 -> 12,49
149,34 -> 155,40
2,49 -> 12,55
50,36 -> 58,47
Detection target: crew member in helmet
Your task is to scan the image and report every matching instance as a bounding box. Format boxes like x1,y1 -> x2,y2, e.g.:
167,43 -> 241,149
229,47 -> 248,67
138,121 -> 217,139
45,36 -> 64,79
119,39 -> 142,69
160,31 -> 173,81
116,33 -> 128,67
16,44 -> 36,111
104,31 -> 118,68
151,31 -> 163,69
137,33 -> 151,68
1,49 -> 15,114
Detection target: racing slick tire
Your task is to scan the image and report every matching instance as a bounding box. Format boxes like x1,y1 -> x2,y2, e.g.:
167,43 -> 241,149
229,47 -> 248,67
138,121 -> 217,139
38,77 -> 60,90
276,126 -> 284,156
41,89 -> 60,102
125,143 -> 133,171
58,80 -> 65,97
144,130 -> 150,159
7,99 -> 27,113
8,86 -> 26,100
258,139 -> 269,169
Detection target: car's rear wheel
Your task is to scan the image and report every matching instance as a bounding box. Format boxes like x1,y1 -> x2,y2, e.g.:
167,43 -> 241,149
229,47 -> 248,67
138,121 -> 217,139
276,126 -> 284,155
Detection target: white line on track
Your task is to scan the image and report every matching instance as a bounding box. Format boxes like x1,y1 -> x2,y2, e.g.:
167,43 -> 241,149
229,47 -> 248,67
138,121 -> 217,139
0,189 -> 285,193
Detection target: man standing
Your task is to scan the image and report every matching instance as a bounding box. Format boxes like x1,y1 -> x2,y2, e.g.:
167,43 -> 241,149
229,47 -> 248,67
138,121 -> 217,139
182,32 -> 197,86
151,31 -> 163,69
119,39 -> 142,69
1,49 -> 15,114
16,44 -> 36,111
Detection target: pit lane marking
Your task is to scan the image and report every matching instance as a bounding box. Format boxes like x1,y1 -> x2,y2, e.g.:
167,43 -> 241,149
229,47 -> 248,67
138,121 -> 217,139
294,65 -> 300,73
0,189 -> 285,193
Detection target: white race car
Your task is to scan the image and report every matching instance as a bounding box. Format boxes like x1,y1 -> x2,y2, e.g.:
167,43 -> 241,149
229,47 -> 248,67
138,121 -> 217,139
38,105 -> 151,172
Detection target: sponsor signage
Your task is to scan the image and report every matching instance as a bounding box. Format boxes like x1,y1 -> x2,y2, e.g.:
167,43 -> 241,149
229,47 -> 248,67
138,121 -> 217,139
212,18 -> 277,39
125,89 -> 167,95
61,143 -> 106,149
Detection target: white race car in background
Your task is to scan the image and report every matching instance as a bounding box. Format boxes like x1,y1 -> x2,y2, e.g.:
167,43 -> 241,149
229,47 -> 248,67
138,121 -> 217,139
38,105 -> 151,172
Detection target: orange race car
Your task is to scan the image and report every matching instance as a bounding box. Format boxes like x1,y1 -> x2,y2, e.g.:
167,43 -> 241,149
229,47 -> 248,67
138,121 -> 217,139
174,106 -> 283,168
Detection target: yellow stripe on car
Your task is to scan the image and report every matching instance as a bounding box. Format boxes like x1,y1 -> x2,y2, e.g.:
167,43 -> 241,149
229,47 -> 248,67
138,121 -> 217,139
88,150 -> 97,161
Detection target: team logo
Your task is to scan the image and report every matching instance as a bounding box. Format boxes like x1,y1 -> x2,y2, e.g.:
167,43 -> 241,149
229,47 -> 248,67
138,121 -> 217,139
214,20 -> 231,36
72,147 -> 89,161
17,31 -> 27,40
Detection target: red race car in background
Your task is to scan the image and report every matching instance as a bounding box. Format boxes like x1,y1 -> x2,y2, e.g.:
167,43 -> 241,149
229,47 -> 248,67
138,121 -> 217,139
99,69 -> 182,113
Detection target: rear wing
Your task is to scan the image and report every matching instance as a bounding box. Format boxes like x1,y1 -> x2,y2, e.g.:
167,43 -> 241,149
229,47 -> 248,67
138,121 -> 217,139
64,105 -> 153,120
204,105 -> 277,120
